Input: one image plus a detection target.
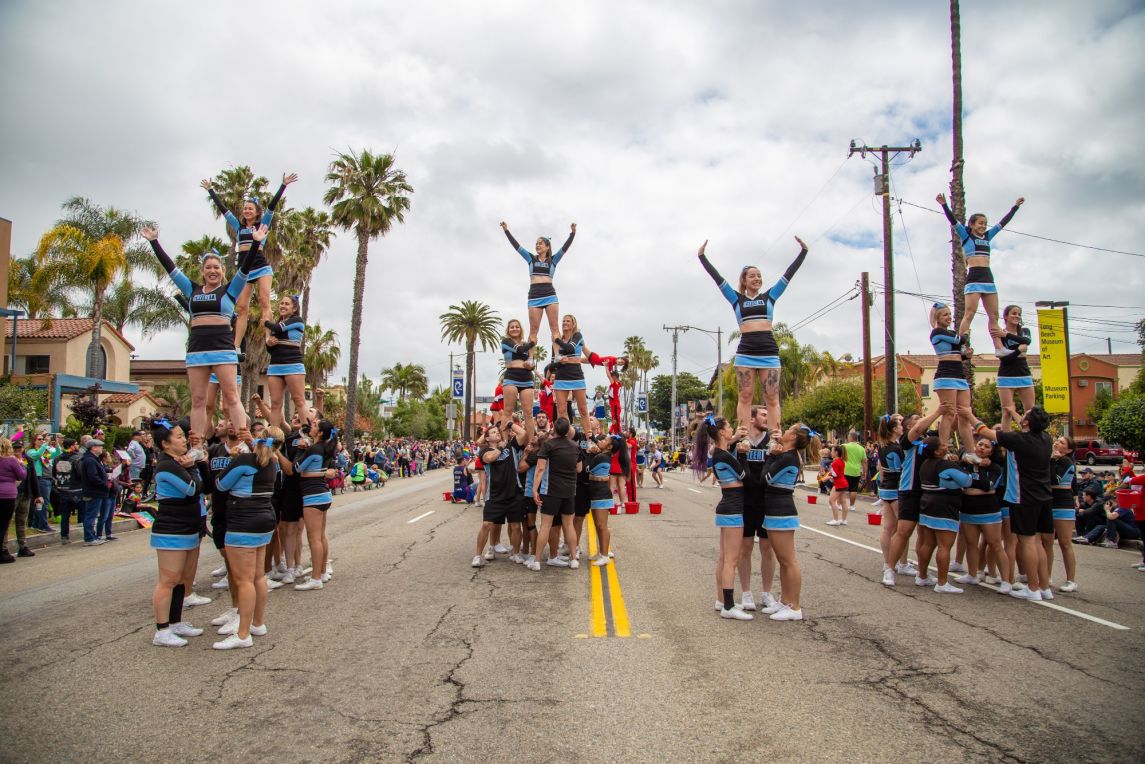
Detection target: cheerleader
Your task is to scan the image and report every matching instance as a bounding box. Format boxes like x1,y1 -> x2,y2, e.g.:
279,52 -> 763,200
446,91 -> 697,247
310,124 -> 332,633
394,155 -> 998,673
736,406 -> 778,613
753,423 -> 813,621
147,418 -> 209,647
886,409 -> 943,586
264,294 -> 315,431
956,437 -> 1008,587
993,305 -> 1035,430
293,420 -> 337,591
916,437 -> 973,593
586,433 -> 621,566
1050,436 -> 1079,592
500,319 -> 536,429
552,315 -> 594,433
500,221 -> 576,345
875,415 -> 905,586
928,302 -> 975,451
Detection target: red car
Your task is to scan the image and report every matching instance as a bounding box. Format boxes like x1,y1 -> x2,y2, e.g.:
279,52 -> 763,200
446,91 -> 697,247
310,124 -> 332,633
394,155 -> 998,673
1073,439 -> 1136,466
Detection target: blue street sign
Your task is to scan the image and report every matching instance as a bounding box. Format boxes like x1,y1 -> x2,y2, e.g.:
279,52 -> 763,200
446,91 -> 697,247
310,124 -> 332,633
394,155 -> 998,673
452,369 -> 464,400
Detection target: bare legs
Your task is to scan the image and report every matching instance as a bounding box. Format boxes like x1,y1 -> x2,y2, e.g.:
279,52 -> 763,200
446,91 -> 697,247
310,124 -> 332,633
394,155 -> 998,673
301,508 -> 328,584
500,385 -> 535,431
880,500 -> 899,569
716,527 -> 742,603
267,375 -> 313,431
734,367 -> 781,430
999,386 -> 1036,431
1049,518 -> 1078,584
526,303 -> 561,345
227,546 -> 268,639
769,530 -> 801,610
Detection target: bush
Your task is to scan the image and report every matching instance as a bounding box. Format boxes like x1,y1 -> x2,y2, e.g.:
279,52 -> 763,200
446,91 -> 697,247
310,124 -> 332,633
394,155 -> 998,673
1099,394 -> 1145,455
0,385 -> 49,421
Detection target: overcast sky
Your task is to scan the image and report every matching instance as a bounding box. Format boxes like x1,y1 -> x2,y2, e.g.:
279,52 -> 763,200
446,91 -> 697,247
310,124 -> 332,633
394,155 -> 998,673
2,1 -> 1142,402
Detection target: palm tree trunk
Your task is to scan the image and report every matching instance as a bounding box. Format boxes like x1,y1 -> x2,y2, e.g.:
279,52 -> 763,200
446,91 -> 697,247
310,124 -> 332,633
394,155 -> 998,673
343,229 -> 370,452
949,0 -> 971,382
88,292 -> 105,378
302,282 -> 312,325
463,341 -> 475,440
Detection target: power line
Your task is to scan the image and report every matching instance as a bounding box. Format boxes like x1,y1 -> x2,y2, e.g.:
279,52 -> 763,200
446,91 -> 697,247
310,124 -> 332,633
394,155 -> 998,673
788,287 -> 860,333
762,155 -> 853,255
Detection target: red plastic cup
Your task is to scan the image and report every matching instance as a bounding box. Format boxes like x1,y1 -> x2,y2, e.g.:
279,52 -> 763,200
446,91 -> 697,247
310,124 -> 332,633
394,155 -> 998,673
867,512 -> 882,526
648,502 -> 662,515
443,492 -> 453,501
625,502 -> 639,514
609,505 -> 618,515
807,495 -> 818,504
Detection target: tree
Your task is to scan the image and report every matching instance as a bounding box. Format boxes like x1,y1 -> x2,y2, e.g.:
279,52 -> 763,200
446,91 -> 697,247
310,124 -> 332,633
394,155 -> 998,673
0,385 -> 49,421
648,372 -> 709,431
1086,387 -> 1115,425
324,149 -> 414,452
93,279 -> 187,339
380,362 -> 429,402
151,381 -> 192,419
302,324 -> 341,413
1099,394 -> 1145,454
36,197 -> 151,378
785,378 -> 922,439
6,255 -> 77,323
439,300 -> 500,439
947,0 -> 972,382
276,207 -> 335,325
971,380 -> 1044,429
69,394 -> 110,434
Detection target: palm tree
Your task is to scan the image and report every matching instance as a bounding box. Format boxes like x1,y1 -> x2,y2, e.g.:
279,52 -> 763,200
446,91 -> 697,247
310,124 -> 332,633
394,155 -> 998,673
624,339 -> 659,430
276,207 -> 335,324
380,362 -> 429,402
152,381 -> 192,418
202,166 -> 270,269
35,197 -> 150,378
439,300 -> 501,439
324,149 -> 414,452
948,0 -> 970,381
6,255 -> 77,323
93,280 -> 187,338
303,324 -> 341,414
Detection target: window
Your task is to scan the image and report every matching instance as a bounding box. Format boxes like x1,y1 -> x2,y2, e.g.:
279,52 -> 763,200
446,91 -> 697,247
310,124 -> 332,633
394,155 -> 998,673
25,355 -> 50,374
921,383 -> 930,398
1095,381 -> 1113,397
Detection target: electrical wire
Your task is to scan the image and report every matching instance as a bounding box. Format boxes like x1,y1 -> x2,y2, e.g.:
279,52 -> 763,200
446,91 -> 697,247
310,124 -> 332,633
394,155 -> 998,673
762,155 -> 853,255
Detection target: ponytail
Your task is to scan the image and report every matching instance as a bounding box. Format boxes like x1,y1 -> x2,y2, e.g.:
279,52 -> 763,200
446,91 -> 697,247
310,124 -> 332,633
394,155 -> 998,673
691,414 -> 726,479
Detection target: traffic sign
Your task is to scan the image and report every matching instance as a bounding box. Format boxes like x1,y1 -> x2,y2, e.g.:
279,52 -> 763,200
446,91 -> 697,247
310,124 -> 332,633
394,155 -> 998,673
635,392 -> 648,414
451,369 -> 464,400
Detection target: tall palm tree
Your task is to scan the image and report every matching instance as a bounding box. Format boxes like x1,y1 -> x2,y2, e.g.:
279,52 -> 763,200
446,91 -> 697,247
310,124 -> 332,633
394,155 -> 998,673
948,0 -> 971,381
381,362 -> 429,402
324,149 -> 414,452
92,279 -> 187,338
35,197 -> 150,378
6,255 -> 77,323
276,207 -> 335,324
439,300 -> 501,439
303,324 -> 341,414
201,166 -> 270,269
152,380 -> 192,418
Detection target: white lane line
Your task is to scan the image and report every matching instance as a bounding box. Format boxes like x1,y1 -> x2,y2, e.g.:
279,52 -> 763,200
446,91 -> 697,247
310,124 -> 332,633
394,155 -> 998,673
688,488 -> 703,494
407,511 -> 435,524
798,522 -> 1131,631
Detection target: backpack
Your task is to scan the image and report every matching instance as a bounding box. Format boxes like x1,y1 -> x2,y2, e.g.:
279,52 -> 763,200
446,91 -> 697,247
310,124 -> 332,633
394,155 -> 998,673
53,452 -> 84,494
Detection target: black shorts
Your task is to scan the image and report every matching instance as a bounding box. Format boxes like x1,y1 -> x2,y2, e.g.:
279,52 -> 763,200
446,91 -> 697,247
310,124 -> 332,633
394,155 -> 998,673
574,485 -> 590,517
734,329 -> 780,357
482,499 -> 515,524
1011,497 -> 1053,537
527,281 -> 557,303
503,367 -> 534,389
845,474 -> 861,494
966,265 -> 994,285
898,491 -> 921,523
279,479 -> 304,522
151,501 -> 203,538
743,486 -> 767,538
210,492 -> 228,550
762,491 -> 799,532
540,494 -> 575,517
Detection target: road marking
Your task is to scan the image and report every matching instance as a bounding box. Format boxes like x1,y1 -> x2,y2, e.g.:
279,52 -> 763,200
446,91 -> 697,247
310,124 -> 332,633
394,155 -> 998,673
586,515 -> 607,637
585,515 -> 633,638
407,511 -> 435,524
605,561 -> 632,637
798,523 -> 1131,631
688,488 -> 703,494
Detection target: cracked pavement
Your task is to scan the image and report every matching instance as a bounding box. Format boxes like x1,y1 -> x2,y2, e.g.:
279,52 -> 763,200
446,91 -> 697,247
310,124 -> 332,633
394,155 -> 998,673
2,471 -> 1144,763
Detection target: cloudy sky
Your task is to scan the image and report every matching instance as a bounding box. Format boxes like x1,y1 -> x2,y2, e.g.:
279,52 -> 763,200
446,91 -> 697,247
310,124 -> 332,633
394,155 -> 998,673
3,0 -> 1142,402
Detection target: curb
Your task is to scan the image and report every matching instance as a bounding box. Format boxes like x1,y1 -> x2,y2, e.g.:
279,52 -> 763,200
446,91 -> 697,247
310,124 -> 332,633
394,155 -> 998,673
6,516 -> 143,553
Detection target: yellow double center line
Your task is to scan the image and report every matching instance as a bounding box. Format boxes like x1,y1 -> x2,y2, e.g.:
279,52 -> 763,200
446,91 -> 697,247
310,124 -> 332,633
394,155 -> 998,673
585,514 -> 631,638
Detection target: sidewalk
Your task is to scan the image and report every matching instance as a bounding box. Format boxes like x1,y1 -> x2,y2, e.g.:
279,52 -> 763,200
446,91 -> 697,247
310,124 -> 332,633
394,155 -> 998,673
6,516 -> 143,554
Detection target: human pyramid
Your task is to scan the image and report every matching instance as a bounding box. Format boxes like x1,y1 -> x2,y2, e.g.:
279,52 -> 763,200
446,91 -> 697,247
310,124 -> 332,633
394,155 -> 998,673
139,172 -> 339,650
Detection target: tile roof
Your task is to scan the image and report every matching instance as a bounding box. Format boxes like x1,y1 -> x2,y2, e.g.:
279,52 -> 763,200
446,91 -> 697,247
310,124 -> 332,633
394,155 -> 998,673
3,317 -> 134,350
101,391 -> 160,406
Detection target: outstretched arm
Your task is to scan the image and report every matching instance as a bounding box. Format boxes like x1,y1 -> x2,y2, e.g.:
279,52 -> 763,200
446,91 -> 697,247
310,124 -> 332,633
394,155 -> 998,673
697,240 -> 738,305
992,197 -> 1023,235
500,221 -> 531,263
142,227 -> 193,298
552,223 -> 576,266
266,173 -> 297,214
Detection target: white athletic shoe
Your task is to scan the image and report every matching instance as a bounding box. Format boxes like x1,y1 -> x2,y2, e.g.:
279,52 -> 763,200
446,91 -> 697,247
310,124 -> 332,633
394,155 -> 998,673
211,576 -> 230,590
720,606 -> 754,621
1040,588 -> 1054,601
825,519 -> 840,526
769,605 -> 803,621
882,568 -> 896,586
170,622 -> 203,637
761,597 -> 786,615
1059,580 -> 1078,593
949,562 -> 968,574
210,565 -> 227,577
759,592 -> 779,611
249,624 -> 267,636
715,601 -> 723,612
210,608 -> 238,626
994,347 -> 1016,358
471,555 -> 484,568
526,560 -> 541,571
569,559 -> 579,570
282,569 -> 295,584
268,568 -> 285,581
525,554 -> 536,565
265,576 -> 284,590
1010,586 -> 1042,601
213,634 -> 254,650
183,592 -> 211,607
839,520 -> 848,526
508,553 -> 523,564
592,556 -> 609,567
546,557 -> 569,568
895,562 -> 919,576
914,575 -> 938,587
740,591 -> 757,611
953,574 -> 980,585
152,628 -> 187,648
983,575 -> 1001,585
217,617 -> 239,636
294,578 -> 324,590
493,543 -> 509,554
1017,574 -> 1028,584
483,547 -> 495,561
320,573 -> 331,583
934,582 -> 963,594
998,582 -> 1013,594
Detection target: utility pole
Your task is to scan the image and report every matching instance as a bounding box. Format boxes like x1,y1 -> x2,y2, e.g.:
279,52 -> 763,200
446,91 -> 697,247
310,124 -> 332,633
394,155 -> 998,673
1106,337 -> 1112,354
849,139 -> 921,413
860,273 -> 873,440
663,325 -> 686,454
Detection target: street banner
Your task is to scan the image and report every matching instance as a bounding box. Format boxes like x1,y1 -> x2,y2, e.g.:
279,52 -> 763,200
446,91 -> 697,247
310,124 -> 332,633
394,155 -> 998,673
451,368 -> 464,400
1037,308 -> 1070,415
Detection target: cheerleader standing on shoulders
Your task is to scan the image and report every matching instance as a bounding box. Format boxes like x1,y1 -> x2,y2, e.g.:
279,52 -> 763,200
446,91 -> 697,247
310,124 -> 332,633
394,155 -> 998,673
915,437 -> 973,594
993,306 -> 1035,430
264,294 -> 316,431
148,418 -> 209,647
499,319 -> 536,430
928,302 -> 977,452
1050,436 -> 1079,592
693,415 -> 753,621
500,221 -> 576,346
552,315 -> 594,433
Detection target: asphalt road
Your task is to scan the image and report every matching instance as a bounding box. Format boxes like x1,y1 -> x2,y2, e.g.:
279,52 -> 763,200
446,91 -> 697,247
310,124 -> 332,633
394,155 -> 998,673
2,470 -> 1144,763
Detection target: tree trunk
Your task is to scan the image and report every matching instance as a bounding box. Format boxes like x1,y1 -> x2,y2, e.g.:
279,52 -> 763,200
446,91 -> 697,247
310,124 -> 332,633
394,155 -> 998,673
950,0 -> 971,382
343,229 -> 370,453
87,291 -> 105,379
463,340 -> 475,440
302,282 -> 312,326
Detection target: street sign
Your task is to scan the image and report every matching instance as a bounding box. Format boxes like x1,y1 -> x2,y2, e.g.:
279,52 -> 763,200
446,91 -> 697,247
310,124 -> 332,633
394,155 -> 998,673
635,392 -> 648,414
445,403 -> 456,418
451,369 -> 464,400
475,396 -> 495,404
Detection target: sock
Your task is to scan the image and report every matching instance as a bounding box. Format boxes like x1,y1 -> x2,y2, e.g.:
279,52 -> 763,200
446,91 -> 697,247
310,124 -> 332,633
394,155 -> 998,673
156,622 -> 170,631
722,589 -> 735,610
169,584 -> 185,624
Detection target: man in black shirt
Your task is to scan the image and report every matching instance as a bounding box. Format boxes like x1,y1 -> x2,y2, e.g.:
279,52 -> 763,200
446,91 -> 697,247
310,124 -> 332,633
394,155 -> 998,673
976,406 -> 1054,602
472,421 -> 530,568
529,417 -> 580,572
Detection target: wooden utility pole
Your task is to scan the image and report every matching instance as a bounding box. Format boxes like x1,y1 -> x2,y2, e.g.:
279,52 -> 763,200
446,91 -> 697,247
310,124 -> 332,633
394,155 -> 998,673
861,272 -> 873,440
848,140 -> 922,414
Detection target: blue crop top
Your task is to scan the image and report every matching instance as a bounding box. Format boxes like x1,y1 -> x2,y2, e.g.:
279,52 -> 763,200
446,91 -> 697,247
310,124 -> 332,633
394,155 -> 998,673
762,450 -> 801,494
712,448 -> 745,488
930,327 -> 967,357
149,237 -> 261,320
502,337 -> 532,364
941,201 -> 1019,261
504,229 -> 576,277
699,245 -> 807,327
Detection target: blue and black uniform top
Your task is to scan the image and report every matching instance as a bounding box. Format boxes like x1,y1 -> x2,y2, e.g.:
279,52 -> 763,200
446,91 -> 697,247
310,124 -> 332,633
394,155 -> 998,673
878,442 -> 904,485
214,452 -> 278,504
209,183 -> 286,272
897,434 -> 926,494
699,245 -> 807,327
501,337 -> 533,364
588,447 -> 613,480
941,201 -> 1019,261
295,441 -> 329,476
712,448 -> 746,489
207,440 -> 238,497
155,454 -> 207,517
505,229 -> 575,278
149,237 -> 261,320
265,313 -> 305,366
737,431 -> 771,489
920,456 -> 973,496
930,327 -> 967,357
762,450 -> 801,495
964,460 -> 1003,493
1051,455 -> 1075,492
554,333 -> 585,382
998,327 -> 1033,376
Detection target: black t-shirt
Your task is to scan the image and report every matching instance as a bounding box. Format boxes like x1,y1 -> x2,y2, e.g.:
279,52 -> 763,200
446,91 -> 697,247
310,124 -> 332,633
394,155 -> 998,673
480,446 -> 518,506
538,436 -> 579,498
996,430 -> 1052,503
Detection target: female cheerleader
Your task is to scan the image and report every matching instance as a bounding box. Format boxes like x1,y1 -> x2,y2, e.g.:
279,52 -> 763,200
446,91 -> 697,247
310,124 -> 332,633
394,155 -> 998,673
885,409 -> 944,586
916,437 -> 973,593
500,319 -> 536,429
756,423 -> 812,621
202,173 -> 297,356
876,415 -> 905,585
993,305 -> 1035,430
826,445 -> 849,526
937,192 -> 1025,356
698,237 -> 808,429
147,418 -> 209,647
265,294 -> 315,431
552,315 -> 593,433
956,437 -> 1008,588
1050,436 -> 1079,592
693,415 -> 753,620
293,420 -> 337,591
586,434 -> 620,566
143,225 -> 265,438
500,221 -> 576,345
929,302 -> 976,451
211,427 -> 280,649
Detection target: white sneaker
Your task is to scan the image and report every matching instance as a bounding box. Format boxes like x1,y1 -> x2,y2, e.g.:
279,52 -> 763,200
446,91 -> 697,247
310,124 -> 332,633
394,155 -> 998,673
949,562 -> 968,574
759,592 -> 779,611
592,556 -> 609,567
213,634 -> 254,650
525,554 -> 536,565
569,559 -> 579,570
720,606 -> 754,621
210,608 -> 238,626
740,591 -> 757,611
211,576 -> 230,590
320,573 -> 331,583
825,519 -> 840,526
249,624 -> 267,637
1010,587 -> 1042,601
294,578 -> 324,590
210,565 -> 227,577
508,553 -> 523,564
895,562 -> 919,576
546,557 -> 569,568
268,568 -> 285,581
934,582 -> 963,594
526,560 -> 541,571
839,520 -> 848,526
953,574 -> 980,585
266,576 -> 284,590
170,622 -> 203,637
217,616 -> 240,636
769,605 -> 804,621
914,575 -> 937,587
1040,588 -> 1054,601
483,547 -> 495,561
994,347 -> 1016,358
998,581 -> 1013,595
882,569 -> 896,586
325,561 -> 333,577
493,543 -> 509,554
282,570 -> 295,584
761,597 -> 786,615
714,601 -> 724,612
1059,580 -> 1078,592
471,555 -> 484,568
983,575 -> 1001,585
152,628 -> 187,647
1017,574 -> 1028,584
183,592 -> 211,607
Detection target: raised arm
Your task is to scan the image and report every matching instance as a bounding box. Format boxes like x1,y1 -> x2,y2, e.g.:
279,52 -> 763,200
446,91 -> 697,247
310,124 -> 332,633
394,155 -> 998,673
991,197 -> 1023,237
936,193 -> 969,241
142,227 -> 193,298
769,236 -> 808,299
551,223 -> 576,266
500,221 -> 531,263
266,173 -> 297,215
908,408 -> 943,441
697,240 -> 738,306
